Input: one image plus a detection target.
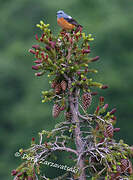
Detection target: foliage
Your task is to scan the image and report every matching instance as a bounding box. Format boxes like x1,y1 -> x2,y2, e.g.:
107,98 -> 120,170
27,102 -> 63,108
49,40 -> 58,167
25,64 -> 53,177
0,1 -> 133,180
11,21 -> 133,180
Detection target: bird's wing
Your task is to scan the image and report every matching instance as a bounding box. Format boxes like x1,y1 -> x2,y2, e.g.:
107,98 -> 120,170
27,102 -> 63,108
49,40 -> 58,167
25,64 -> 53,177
64,17 -> 82,27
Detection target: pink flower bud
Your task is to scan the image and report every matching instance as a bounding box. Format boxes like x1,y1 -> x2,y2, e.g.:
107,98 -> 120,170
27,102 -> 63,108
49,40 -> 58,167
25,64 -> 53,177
114,128 -> 120,132
32,137 -> 35,141
91,56 -> 100,62
101,85 -> 108,89
82,49 -> 91,54
99,96 -> 104,103
41,52 -> 45,59
32,66 -> 38,70
11,170 -> 18,176
35,72 -> 44,76
60,106 -> 65,111
110,108 -> 117,115
40,33 -> 45,41
34,60 -> 42,64
32,45 -> 40,49
83,78 -> 86,81
41,33 -> 45,39
103,104 -> 108,109
35,34 -> 39,40
35,51 -> 39,58
91,92 -> 98,96
40,37 -> 43,41
88,45 -> 90,50
32,64 -> 42,70
29,49 -> 36,54
96,106 -> 100,113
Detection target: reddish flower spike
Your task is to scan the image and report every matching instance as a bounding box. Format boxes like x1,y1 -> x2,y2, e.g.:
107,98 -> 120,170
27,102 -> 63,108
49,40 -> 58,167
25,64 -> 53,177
91,92 -> 98,96
91,56 -> 100,62
82,49 -> 90,54
35,34 -> 39,40
32,137 -> 35,141
32,45 -> 40,49
32,65 -> 39,70
35,72 -> 43,76
41,52 -> 45,59
101,85 -> 108,89
114,128 -> 120,132
41,33 -> 45,39
99,96 -> 104,103
11,170 -> 18,176
29,49 -> 36,54
103,103 -> 108,110
32,64 -> 42,70
110,108 -> 117,115
60,106 -> 65,111
96,106 -> 100,113
34,60 -> 42,64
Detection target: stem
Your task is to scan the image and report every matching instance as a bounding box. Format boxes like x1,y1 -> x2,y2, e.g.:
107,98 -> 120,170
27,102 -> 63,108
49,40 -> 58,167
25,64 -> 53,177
68,79 -> 86,180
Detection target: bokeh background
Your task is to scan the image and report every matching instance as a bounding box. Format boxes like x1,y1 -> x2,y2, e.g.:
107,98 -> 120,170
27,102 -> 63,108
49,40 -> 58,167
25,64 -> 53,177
0,0 -> 133,179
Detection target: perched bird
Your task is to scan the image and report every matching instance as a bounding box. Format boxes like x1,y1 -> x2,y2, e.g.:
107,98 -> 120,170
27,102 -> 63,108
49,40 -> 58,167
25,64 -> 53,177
57,10 -> 82,30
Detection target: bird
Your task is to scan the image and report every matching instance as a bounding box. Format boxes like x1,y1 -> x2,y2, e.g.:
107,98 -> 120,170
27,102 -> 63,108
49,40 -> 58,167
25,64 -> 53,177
57,10 -> 82,30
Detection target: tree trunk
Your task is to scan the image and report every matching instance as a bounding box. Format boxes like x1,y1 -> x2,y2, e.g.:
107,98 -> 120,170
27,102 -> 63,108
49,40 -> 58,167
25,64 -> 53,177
68,82 -> 86,180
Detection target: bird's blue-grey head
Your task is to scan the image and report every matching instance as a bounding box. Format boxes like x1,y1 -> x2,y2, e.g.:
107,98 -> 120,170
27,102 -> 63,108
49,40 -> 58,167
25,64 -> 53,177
57,10 -> 72,19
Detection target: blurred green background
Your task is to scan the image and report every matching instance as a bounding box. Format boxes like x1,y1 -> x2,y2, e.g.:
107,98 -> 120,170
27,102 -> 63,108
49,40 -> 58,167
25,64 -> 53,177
0,0 -> 133,179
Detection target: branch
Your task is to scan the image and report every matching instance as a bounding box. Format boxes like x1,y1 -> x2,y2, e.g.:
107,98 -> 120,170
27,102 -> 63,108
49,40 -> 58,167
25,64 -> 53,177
77,111 -> 93,121
51,146 -> 78,156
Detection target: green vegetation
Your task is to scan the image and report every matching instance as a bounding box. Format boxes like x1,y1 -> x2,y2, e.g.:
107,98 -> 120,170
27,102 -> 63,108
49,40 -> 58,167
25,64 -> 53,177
0,0 -> 133,179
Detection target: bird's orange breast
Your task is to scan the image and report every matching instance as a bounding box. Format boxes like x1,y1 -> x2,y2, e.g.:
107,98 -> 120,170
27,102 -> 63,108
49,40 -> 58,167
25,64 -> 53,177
57,17 -> 75,30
